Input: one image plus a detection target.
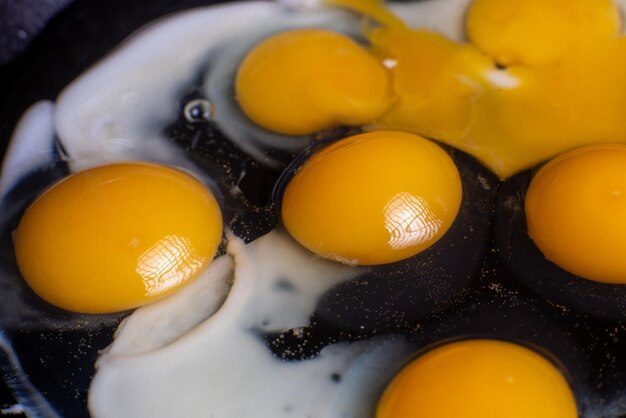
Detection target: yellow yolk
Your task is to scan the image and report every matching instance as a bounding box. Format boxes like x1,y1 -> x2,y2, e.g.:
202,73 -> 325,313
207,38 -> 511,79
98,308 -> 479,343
466,0 -> 621,67
318,0 -> 626,178
281,131 -> 461,265
467,39 -> 626,177
377,339 -> 578,418
14,162 -> 223,313
235,29 -> 393,136
370,28 -> 494,142
525,145 -> 626,284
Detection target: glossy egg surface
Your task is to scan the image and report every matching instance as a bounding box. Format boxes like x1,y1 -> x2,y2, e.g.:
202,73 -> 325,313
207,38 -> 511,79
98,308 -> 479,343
0,0 -> 624,417
14,162 -> 223,313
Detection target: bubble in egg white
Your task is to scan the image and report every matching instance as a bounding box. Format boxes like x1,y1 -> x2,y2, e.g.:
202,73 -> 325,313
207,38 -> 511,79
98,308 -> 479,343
89,231 -> 412,418
54,2 -> 278,172
3,0 -> 476,184
183,98 -> 214,124
200,6 -> 364,161
52,1 -> 366,172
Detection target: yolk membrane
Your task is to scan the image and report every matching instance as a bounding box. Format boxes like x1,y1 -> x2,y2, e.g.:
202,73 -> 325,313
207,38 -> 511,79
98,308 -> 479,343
14,162 -> 223,313
235,29 -> 393,136
525,145 -> 626,284
281,131 -> 461,265
466,0 -> 621,67
376,339 -> 578,418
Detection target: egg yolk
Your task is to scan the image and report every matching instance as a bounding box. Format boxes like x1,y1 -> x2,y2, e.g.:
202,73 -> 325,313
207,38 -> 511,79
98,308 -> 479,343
365,0 -> 626,178
235,29 -> 393,136
257,0 -> 626,179
14,162 -> 223,313
281,131 -> 461,265
466,0 -> 621,67
377,339 -> 578,418
525,145 -> 626,284
370,27 -> 494,142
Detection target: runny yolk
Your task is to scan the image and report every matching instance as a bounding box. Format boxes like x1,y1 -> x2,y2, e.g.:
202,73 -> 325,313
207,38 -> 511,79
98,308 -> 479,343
376,339 -> 578,418
238,0 -> 626,178
369,27 -> 494,143
235,29 -> 393,136
466,0 -> 621,67
14,162 -> 223,313
281,131 -> 461,265
364,0 -> 626,178
525,145 -> 626,284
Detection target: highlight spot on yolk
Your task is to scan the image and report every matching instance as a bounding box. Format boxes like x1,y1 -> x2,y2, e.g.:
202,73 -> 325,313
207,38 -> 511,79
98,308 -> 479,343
14,162 -> 223,313
235,29 -> 393,136
377,339 -> 578,418
281,131 -> 462,265
525,145 -> 626,284
466,0 -> 621,67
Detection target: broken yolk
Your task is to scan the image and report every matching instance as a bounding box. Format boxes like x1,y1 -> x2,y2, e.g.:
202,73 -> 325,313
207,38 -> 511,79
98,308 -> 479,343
235,29 -> 393,136
377,339 -> 578,418
239,0 -> 626,179
281,131 -> 461,265
364,0 -> 626,178
526,145 -> 626,285
370,27 -> 494,143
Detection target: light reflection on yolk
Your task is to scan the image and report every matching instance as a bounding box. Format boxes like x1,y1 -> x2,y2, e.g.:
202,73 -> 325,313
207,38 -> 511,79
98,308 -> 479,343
526,145 -> 626,284
14,162 -> 223,313
384,192 -> 442,250
377,339 -> 578,418
235,29 -> 393,136
135,235 -> 206,296
281,131 -> 461,265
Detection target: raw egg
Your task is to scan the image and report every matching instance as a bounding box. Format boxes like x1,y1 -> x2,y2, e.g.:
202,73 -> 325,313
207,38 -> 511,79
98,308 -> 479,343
235,28 -> 393,136
281,131 -> 462,265
0,0 -> 623,417
377,339 -> 578,418
14,162 -> 223,313
228,0 -> 626,178
88,231 -> 412,418
494,167 -> 626,319
526,145 -> 626,285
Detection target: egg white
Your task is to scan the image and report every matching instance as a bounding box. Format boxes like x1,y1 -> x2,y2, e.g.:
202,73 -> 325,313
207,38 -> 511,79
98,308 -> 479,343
0,0 -> 493,201
5,0 -> 626,194
0,101 -> 56,201
89,231 -> 411,418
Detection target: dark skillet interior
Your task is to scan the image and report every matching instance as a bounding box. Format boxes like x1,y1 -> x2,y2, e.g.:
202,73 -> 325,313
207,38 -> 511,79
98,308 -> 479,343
0,1 -> 625,417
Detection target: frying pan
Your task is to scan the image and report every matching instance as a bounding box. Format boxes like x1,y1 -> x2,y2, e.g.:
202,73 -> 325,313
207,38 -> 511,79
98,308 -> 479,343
0,1 -> 625,417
